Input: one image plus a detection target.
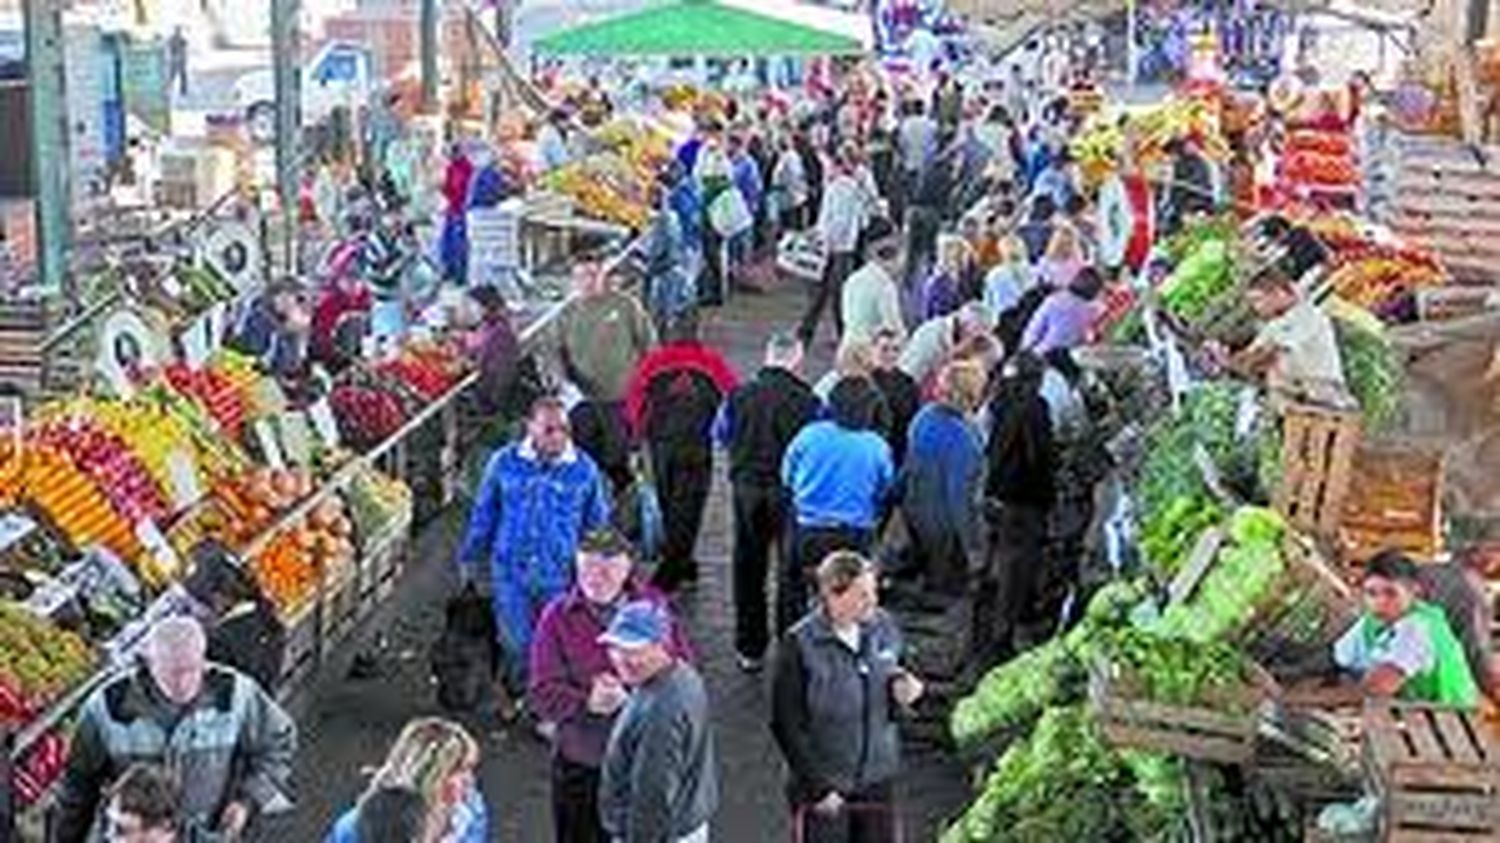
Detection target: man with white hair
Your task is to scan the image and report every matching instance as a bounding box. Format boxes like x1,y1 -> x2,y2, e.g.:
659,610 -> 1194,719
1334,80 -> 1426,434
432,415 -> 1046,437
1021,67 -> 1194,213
54,615 -> 296,843
898,302 -> 996,387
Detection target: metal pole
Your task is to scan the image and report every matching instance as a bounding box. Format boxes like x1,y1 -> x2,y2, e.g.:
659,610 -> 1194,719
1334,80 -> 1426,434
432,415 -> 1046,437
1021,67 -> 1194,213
1126,0 -> 1139,92
23,0 -> 68,295
421,0 -> 439,112
271,0 -> 300,275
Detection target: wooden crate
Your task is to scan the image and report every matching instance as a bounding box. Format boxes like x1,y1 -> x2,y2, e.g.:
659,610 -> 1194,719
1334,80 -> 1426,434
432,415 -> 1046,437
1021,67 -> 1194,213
320,560 -> 361,648
276,598 -> 320,694
1338,444 -> 1446,567
1364,702 -> 1500,842
1088,661 -> 1263,764
1273,390 -> 1364,540
1417,285 -> 1500,322
1240,536 -> 1359,670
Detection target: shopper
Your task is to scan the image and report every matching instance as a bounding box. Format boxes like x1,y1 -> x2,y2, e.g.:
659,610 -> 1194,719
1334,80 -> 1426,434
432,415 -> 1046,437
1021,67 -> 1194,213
529,529 -> 692,843
771,551 -> 924,843
716,332 -> 821,671
326,718 -> 488,843
802,145 -> 871,344
231,280 -> 311,379
102,763 -> 183,843
458,395 -> 612,693
464,285 -> 523,419
557,256 -> 658,407
1033,224 -> 1087,292
644,175 -> 697,337
903,361 -> 987,596
1020,265 -> 1104,355
919,235 -> 973,322
899,302 -> 993,387
772,133 -> 810,232
339,787 -> 428,843
976,353 -> 1056,662
623,323 -> 739,592
869,327 -> 921,470
839,218 -> 906,344
599,602 -> 720,843
54,616 -> 296,843
982,234 -> 1033,323
1014,194 -> 1058,264
780,377 -> 895,631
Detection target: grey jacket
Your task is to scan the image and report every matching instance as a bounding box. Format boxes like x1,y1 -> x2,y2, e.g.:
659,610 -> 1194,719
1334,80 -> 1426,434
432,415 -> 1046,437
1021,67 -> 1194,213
600,661 -> 719,842
771,608 -> 905,801
53,663 -> 297,843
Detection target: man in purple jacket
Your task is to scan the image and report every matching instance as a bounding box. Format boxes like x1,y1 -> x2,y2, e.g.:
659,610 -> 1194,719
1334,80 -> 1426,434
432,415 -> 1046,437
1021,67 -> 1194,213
528,527 -> 692,843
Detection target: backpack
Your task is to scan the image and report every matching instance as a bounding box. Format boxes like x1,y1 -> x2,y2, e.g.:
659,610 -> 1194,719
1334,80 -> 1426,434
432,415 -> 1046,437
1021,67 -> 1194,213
430,586 -> 499,712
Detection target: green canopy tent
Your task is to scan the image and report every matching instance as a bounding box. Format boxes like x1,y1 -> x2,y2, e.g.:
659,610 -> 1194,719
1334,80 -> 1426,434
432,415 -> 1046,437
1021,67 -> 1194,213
532,0 -> 866,58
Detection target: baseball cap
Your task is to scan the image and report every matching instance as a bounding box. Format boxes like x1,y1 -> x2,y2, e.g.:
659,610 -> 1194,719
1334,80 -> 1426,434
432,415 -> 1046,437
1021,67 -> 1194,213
598,600 -> 670,649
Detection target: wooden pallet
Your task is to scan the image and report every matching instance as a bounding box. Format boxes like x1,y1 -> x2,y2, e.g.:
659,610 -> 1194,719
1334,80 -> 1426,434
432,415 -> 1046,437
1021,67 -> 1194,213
1088,661 -> 1263,764
1273,387 -> 1364,541
1337,443 -> 1446,567
1364,702 -> 1500,842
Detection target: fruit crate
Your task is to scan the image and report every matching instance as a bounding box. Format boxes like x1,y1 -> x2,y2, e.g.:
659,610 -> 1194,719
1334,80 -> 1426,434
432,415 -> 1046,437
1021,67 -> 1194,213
0,299 -> 47,396
358,511 -> 411,611
1272,384 -> 1364,540
1337,443 -> 1446,568
1363,702 -> 1500,842
276,597 -> 320,694
320,558 -> 361,649
1088,658 -> 1265,764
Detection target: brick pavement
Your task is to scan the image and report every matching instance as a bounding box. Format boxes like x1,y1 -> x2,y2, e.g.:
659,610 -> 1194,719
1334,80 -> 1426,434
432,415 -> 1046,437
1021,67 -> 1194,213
254,274 -> 969,842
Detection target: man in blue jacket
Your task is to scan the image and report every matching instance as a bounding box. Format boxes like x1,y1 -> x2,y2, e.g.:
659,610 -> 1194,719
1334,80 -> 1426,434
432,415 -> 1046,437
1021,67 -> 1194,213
779,377 -> 894,633
458,395 -> 612,695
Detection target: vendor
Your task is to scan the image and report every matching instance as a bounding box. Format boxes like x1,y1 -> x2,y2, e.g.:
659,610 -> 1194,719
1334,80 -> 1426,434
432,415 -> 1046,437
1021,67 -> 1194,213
1256,215 -> 1330,283
1234,271 -> 1345,389
1333,551 -> 1479,708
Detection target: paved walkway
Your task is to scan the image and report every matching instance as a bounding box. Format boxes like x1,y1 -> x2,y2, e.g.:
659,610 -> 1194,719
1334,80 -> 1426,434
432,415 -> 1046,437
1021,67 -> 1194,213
255,274 -> 969,841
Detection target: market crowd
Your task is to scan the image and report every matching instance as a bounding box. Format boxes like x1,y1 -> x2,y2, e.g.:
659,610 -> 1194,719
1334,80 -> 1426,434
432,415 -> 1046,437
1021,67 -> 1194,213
50,28 -> 1500,843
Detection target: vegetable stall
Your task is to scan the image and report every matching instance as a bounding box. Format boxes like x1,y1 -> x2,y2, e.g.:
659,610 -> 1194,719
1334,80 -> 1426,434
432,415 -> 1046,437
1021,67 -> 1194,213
943,154 -> 1500,839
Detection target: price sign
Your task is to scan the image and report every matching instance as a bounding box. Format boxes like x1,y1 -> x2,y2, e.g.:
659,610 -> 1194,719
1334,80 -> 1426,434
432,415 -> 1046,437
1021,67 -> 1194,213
166,449 -> 202,509
253,419 -> 286,469
308,399 -> 341,448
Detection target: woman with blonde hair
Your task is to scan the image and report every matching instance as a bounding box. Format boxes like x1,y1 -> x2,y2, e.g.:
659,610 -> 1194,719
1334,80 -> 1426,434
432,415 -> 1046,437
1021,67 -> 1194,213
1034,222 -> 1086,292
812,333 -> 875,401
902,359 -> 987,596
325,718 -> 488,843
919,234 -> 974,322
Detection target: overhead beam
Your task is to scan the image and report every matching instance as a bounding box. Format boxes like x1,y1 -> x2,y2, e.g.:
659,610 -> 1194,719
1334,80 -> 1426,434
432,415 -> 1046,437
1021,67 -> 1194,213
23,0 -> 68,294
421,0 -> 438,112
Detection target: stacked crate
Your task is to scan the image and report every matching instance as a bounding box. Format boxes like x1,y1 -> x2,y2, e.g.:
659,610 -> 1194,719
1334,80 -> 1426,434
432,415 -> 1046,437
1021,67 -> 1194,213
1390,136 -> 1500,285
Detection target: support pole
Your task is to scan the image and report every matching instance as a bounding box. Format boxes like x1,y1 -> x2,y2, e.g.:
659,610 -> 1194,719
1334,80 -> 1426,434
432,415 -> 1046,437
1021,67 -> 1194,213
272,0 -> 300,275
23,0 -> 68,295
1126,0 -> 1138,92
421,0 -> 439,112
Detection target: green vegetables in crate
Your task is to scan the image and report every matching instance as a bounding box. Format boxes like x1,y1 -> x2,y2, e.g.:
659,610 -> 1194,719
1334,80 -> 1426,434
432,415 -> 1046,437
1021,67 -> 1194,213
951,580 -> 1148,748
1162,214 -> 1239,264
1140,494 -> 1223,575
943,706 -> 1189,843
1101,626 -> 1250,709
1160,238 -> 1233,322
1334,316 -> 1404,432
1158,507 -> 1286,643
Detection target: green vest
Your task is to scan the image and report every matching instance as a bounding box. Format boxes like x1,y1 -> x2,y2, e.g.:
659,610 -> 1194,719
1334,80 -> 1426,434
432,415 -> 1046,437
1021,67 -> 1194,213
1359,601 -> 1479,708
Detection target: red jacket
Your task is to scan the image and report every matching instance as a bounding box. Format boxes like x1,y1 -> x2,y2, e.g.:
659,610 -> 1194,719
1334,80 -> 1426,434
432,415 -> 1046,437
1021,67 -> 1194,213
623,341 -> 738,441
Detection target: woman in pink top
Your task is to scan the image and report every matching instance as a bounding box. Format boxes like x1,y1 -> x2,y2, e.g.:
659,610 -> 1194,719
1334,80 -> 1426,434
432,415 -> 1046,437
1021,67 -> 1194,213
1021,266 -> 1104,354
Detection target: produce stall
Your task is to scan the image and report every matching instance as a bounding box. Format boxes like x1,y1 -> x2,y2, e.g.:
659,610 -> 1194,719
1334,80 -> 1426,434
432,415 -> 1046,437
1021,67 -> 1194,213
0,251 -> 587,831
943,138 -> 1500,838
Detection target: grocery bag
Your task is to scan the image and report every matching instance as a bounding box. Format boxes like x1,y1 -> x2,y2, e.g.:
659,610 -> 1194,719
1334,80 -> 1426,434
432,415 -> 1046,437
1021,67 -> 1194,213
709,187 -> 753,238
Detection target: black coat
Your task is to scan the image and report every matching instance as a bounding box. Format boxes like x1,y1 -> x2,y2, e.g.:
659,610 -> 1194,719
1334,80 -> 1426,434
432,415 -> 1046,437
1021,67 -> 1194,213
722,366 -> 820,487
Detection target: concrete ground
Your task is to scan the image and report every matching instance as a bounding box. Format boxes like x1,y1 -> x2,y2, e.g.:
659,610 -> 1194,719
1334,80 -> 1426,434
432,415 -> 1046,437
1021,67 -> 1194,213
253,271 -> 971,842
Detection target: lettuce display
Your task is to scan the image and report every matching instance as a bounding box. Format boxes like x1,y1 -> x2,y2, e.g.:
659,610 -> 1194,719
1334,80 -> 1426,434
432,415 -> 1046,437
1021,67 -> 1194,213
1160,238 -> 1234,323
1162,214 -> 1239,264
943,705 -> 1189,843
1157,507 -> 1287,643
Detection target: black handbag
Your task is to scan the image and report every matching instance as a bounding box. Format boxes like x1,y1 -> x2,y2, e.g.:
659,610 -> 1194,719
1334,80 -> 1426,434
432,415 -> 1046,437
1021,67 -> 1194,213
429,584 -> 499,712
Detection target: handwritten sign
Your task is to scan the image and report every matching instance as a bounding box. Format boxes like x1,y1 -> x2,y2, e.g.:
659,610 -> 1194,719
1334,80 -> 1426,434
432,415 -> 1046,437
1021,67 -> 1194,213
308,399 -> 341,448
253,419 -> 285,469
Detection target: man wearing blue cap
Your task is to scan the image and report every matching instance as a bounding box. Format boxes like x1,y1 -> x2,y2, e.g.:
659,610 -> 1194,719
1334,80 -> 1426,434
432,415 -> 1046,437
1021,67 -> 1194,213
598,601 -> 719,843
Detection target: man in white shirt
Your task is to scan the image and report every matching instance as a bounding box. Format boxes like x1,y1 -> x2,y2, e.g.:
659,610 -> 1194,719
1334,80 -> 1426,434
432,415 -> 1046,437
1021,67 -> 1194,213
899,302 -> 993,386
840,220 -> 905,344
1236,272 -> 1345,389
800,147 -> 872,344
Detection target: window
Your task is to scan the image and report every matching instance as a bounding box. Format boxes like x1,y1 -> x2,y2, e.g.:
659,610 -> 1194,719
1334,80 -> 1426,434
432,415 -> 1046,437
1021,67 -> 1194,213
316,51 -> 359,84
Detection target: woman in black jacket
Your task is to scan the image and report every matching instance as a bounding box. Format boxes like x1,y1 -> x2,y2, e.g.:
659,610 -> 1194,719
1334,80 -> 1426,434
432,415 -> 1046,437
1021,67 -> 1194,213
975,352 -> 1055,665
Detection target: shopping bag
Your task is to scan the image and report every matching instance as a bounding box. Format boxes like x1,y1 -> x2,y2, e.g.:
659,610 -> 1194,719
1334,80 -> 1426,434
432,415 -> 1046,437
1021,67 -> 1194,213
709,187 -> 753,238
792,802 -> 903,843
430,584 -> 499,712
